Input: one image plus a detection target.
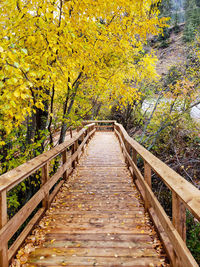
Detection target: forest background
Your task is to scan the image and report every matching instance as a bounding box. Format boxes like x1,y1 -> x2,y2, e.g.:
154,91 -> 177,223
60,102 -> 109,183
0,0 -> 200,263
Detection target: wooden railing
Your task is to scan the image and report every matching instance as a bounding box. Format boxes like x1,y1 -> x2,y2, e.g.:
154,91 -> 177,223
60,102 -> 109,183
82,120 -> 116,131
1,120 -> 200,266
0,123 -> 95,267
114,122 -> 200,267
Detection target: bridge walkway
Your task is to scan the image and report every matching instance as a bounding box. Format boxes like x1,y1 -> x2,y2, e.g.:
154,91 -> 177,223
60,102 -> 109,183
24,132 -> 166,266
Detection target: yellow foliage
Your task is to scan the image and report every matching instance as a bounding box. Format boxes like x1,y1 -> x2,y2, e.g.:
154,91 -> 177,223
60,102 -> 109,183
0,0 -> 167,135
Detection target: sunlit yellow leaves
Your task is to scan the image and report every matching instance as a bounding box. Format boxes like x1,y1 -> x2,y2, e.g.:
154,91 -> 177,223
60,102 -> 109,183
0,0 -> 166,139
14,90 -> 20,98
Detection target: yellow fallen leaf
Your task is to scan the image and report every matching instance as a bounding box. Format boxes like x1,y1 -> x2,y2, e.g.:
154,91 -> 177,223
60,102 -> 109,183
51,239 -> 56,243
19,256 -> 27,264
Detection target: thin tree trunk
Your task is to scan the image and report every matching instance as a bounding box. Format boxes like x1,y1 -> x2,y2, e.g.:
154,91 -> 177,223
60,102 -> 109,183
58,69 -> 84,144
47,84 -> 55,146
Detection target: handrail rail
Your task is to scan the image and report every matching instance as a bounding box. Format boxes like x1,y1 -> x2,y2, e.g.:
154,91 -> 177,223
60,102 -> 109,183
0,123 -> 96,266
114,122 -> 200,267
115,123 -> 200,221
0,120 -> 199,267
83,120 -> 116,131
82,120 -> 116,123
0,123 -> 94,192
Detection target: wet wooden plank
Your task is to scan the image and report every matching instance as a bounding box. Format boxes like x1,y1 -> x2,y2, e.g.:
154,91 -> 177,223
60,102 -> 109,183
45,233 -> 153,243
27,257 -> 164,267
43,240 -> 154,249
15,132 -> 167,266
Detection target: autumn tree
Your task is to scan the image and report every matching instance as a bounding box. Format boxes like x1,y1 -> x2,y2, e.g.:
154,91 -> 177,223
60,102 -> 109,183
0,0 -> 167,144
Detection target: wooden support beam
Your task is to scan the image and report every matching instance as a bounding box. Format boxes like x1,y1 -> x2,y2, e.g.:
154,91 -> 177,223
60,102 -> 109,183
86,129 -> 89,144
71,143 -> 76,169
172,192 -> 186,242
0,190 -> 8,267
114,126 -> 197,266
41,162 -> 49,210
0,123 -> 95,266
62,150 -> 67,180
124,141 -> 130,167
75,140 -> 79,164
132,148 -> 137,181
72,139 -> 79,168
70,127 -> 73,138
81,134 -> 85,153
144,162 -> 152,211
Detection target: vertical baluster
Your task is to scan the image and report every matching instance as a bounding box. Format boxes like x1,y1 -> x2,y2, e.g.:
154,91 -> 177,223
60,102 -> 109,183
62,150 -> 67,180
81,133 -> 85,153
75,140 -> 79,164
87,128 -> 90,144
132,148 -> 137,181
125,141 -> 130,168
72,143 -> 76,169
121,132 -> 125,154
144,161 -> 151,211
41,162 -> 49,209
172,192 -> 186,242
70,127 -> 73,138
0,190 -> 8,267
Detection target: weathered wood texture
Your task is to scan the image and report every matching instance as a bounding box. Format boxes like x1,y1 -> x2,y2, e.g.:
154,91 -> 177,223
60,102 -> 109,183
114,123 -> 199,267
25,132 -> 166,266
2,121 -> 200,267
0,124 -> 95,266
82,120 -> 116,131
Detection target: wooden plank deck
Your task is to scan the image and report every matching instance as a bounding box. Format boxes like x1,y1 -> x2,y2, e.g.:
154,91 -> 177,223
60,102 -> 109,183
19,132 -> 167,266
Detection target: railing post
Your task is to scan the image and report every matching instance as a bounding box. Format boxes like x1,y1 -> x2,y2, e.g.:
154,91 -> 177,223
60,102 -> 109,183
72,143 -> 76,169
172,192 -> 186,242
86,128 -> 89,144
112,122 -> 114,131
41,162 -> 49,210
81,133 -> 85,153
75,139 -> 79,164
121,131 -> 125,154
62,150 -> 67,180
72,139 -> 78,168
132,148 -> 137,181
125,141 -> 130,168
70,127 -> 73,138
144,161 -> 151,211
0,190 -> 8,267
95,122 -> 98,131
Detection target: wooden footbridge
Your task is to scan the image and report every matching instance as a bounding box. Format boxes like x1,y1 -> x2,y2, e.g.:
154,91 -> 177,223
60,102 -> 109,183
0,121 -> 200,266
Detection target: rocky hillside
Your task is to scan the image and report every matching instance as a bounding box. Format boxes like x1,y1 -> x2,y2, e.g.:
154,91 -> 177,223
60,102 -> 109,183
155,25 -> 187,75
